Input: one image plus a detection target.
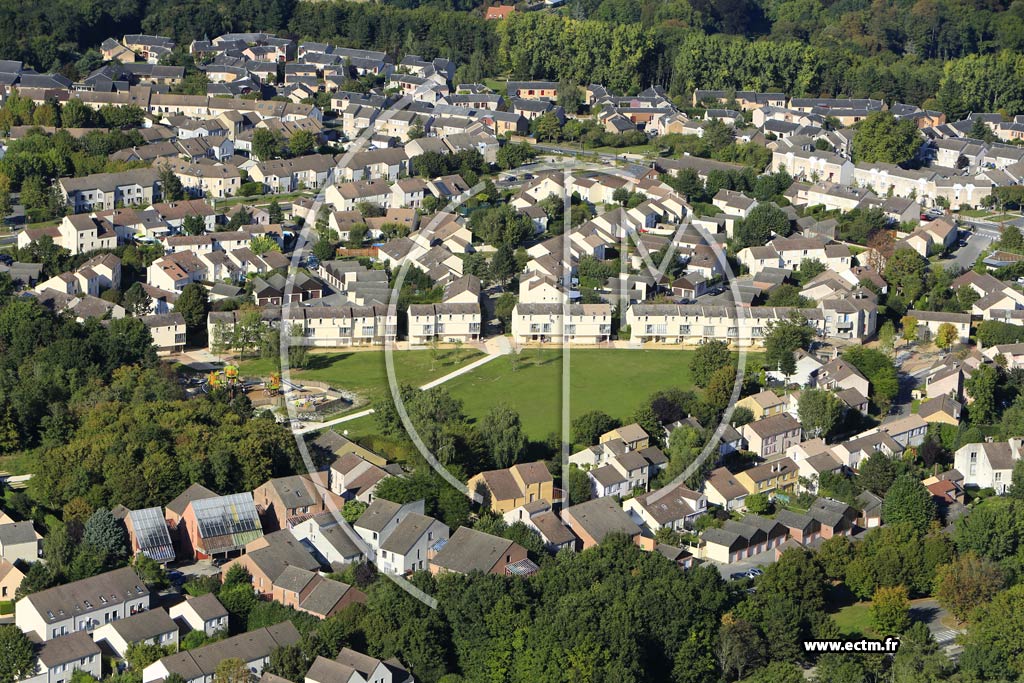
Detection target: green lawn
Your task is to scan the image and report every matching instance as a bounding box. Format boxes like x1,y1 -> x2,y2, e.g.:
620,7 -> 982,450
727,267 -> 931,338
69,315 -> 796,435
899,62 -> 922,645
237,348 -> 484,405
959,209 -> 991,218
832,602 -> 877,638
988,214 -> 1019,223
439,348 -> 762,442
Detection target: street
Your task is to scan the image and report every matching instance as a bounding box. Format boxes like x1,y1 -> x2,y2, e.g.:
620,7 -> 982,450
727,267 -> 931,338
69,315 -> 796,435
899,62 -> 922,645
950,220 -> 999,270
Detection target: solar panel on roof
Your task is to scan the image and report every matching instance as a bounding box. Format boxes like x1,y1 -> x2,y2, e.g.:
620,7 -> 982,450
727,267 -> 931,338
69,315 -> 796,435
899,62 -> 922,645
191,493 -> 262,540
128,507 -> 175,563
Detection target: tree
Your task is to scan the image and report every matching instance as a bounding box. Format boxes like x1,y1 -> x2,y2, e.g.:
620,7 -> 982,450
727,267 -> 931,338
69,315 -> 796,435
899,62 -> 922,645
158,165 -> 185,202
877,321 -> 896,356
935,322 -> 958,350
126,642 -> 168,672
900,315 -> 918,345
764,314 -> 814,378
181,214 -> 206,235
266,644 -> 307,682
745,492 -> 772,514
735,203 -> 790,248
0,625 -> 36,683
341,500 -> 367,523
741,661 -> 804,683
816,535 -> 855,581
934,552 -> 1004,623
884,248 -> 928,302
252,129 -> 281,161
489,244 -> 518,287
213,657 -> 253,683
479,403 -> 526,469
288,130 -> 315,156
797,389 -> 842,439
496,142 -> 535,170
871,585 -> 911,636
966,363 -> 999,424
566,465 -> 591,504
82,508 -> 129,562
882,475 -> 936,527
250,235 -> 280,255
858,452 -> 897,495
842,346 -> 899,412
174,283 -> 209,335
132,554 -> 169,590
690,340 -> 731,388
852,112 -> 922,165
0,173 -> 10,219
960,584 -> 1024,681
268,199 -> 283,224
970,118 -> 998,144
704,364 -> 737,414
571,411 -> 618,447
717,620 -> 765,681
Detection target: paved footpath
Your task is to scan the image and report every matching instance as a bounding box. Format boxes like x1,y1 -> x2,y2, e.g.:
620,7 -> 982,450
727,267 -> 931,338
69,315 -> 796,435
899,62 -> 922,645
296,340 -> 513,433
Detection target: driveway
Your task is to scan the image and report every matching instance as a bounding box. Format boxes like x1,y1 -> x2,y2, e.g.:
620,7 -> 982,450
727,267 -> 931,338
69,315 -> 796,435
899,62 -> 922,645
713,545 -> 779,579
950,222 -> 997,270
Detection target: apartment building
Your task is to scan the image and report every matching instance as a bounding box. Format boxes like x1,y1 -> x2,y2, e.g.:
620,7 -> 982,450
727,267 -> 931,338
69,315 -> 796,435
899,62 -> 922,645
510,303 -> 613,345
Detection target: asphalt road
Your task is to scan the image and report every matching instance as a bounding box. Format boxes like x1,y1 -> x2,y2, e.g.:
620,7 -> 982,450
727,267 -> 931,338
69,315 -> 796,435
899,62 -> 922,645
950,221 -> 998,270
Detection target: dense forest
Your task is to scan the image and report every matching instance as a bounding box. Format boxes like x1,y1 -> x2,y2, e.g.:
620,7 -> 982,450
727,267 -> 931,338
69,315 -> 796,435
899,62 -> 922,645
4,0 -> 1024,114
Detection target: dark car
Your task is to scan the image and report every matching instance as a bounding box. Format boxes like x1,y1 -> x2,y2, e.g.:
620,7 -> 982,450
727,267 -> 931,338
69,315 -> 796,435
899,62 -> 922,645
730,572 -> 748,581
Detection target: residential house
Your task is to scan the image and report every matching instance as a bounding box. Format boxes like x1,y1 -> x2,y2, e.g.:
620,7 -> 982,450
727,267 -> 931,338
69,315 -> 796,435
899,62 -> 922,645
328,453 -> 390,503
467,462 -> 555,513
168,593 -> 229,637
305,648 -> 413,683
561,497 -> 646,551
735,457 -> 799,498
175,492 -> 263,560
954,439 -> 1022,494
703,467 -> 750,510
429,527 -> 534,576
253,475 -> 326,532
623,482 -> 707,532
376,513 -> 449,576
15,567 -> 150,641
141,622 -> 301,683
221,530 -> 322,597
59,168 -> 161,213
600,423 -> 650,451
354,499 -> 425,553
740,415 -> 802,458
736,390 -> 787,420
124,507 -> 175,564
92,607 -> 178,659
0,520 -> 40,565
141,313 -> 187,354
28,632 -> 102,683
502,501 -> 576,553
289,511 -> 366,571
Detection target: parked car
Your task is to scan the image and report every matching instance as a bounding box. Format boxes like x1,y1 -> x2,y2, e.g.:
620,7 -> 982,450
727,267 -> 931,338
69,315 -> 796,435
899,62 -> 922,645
729,572 -> 748,581
746,568 -> 764,578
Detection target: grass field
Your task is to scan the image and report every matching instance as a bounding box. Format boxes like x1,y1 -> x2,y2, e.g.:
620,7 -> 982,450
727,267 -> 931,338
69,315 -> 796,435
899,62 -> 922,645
832,602 -> 877,637
237,348 -> 484,406
439,348 -> 762,441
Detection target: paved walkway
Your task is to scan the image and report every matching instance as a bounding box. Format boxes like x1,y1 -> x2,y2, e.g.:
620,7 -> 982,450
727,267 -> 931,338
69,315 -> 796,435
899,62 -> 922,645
419,350 -> 503,389
294,408 -> 375,434
295,342 -> 513,433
